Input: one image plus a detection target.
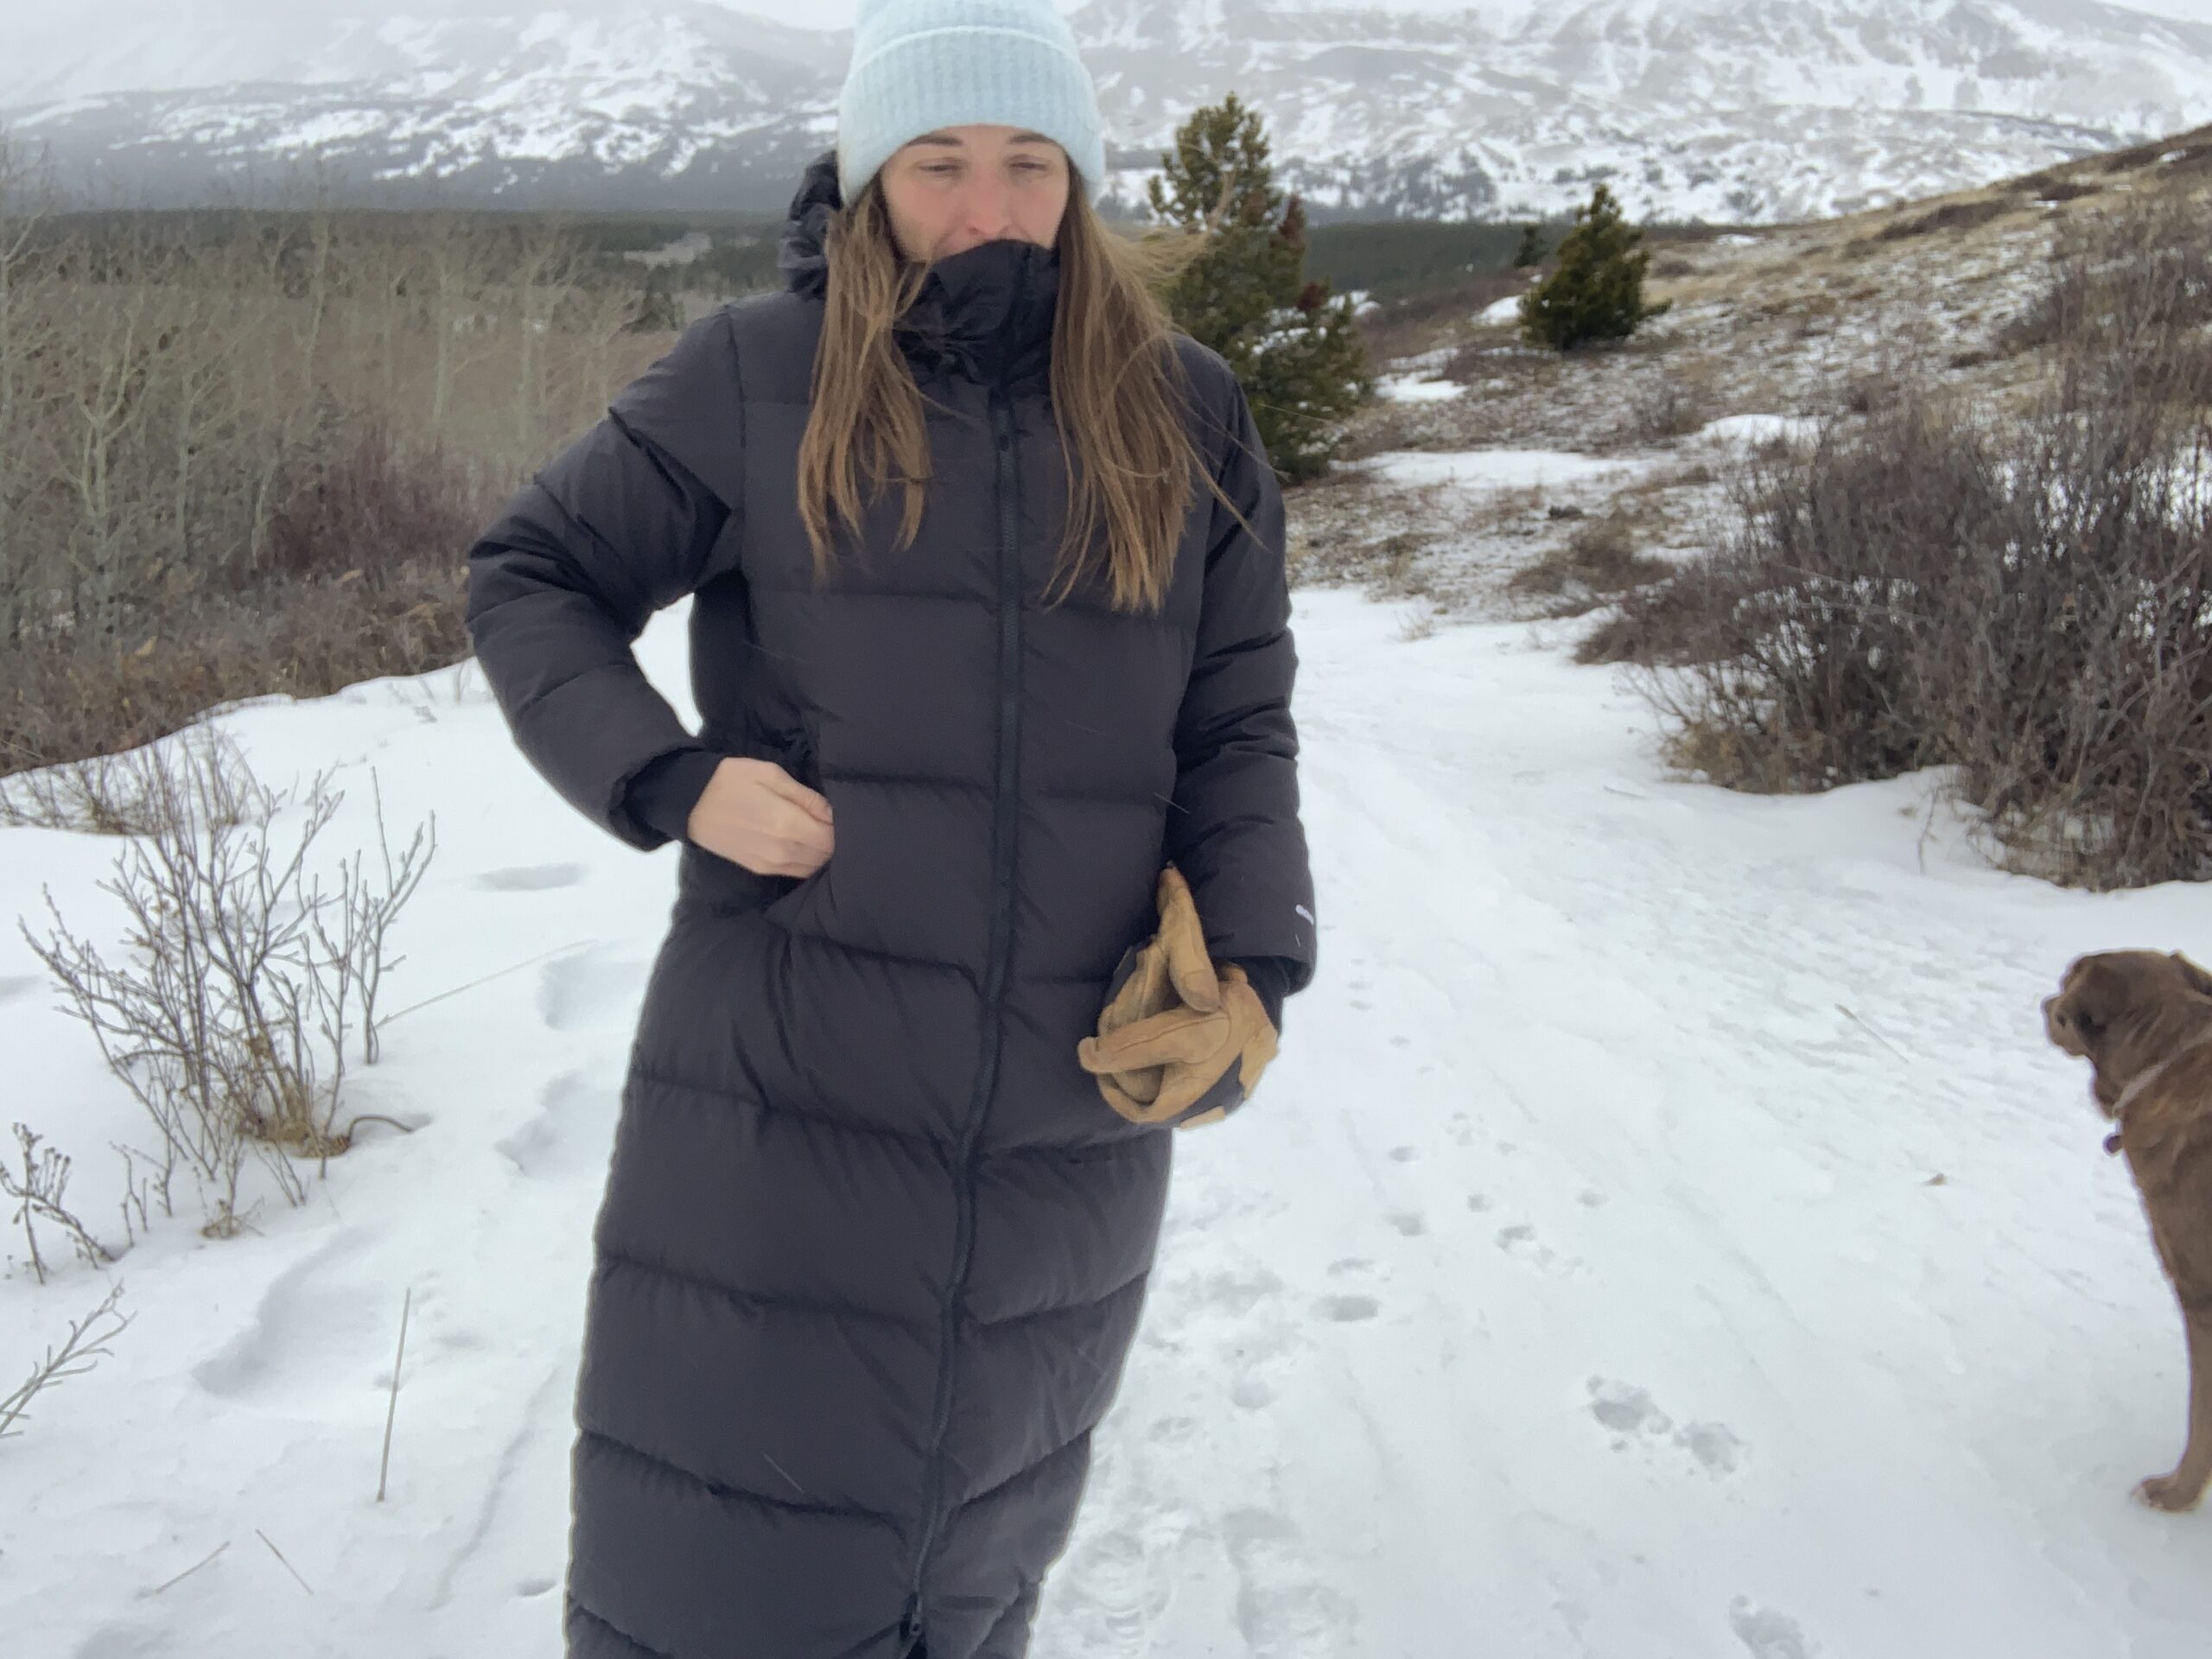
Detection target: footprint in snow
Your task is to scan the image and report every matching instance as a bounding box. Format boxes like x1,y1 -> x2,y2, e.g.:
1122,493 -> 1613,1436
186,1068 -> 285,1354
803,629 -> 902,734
1231,1376 -> 1277,1410
1387,1211 -> 1427,1237
1588,1378 -> 1671,1437
1190,1267 -> 1283,1317
1730,1599 -> 1820,1658
1494,1223 -> 1574,1275
1221,1508 -> 1359,1656
495,1069 -> 607,1180
537,946 -> 645,1033
1588,1379 -> 1746,1475
1388,1146 -> 1419,1164
1317,1294 -> 1381,1323
474,861 -> 587,893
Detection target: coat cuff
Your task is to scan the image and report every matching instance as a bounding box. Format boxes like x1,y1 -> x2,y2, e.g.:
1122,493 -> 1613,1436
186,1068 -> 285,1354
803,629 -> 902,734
1229,955 -> 1294,1035
624,747 -> 725,846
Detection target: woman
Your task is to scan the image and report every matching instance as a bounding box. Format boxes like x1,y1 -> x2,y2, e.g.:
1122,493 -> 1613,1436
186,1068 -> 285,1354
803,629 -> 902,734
463,1 -> 1315,1653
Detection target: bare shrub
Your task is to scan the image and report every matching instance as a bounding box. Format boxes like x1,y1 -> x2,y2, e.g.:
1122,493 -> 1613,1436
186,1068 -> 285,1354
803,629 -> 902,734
0,152 -> 652,780
0,1281 -> 128,1442
2,1125 -> 113,1283
1609,355 -> 2212,884
1995,194 -> 2212,376
21,733 -> 434,1235
1612,373 -> 1710,446
1876,194 -> 2018,243
1356,269 -> 1526,363
1510,512 -> 1669,614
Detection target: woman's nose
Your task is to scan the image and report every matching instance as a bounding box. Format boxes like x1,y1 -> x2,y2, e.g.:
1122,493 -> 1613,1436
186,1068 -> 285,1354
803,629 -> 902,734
962,179 -> 1015,240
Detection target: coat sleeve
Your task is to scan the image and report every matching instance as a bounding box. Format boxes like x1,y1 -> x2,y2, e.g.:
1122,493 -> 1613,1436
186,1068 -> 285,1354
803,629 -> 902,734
463,311 -> 742,851
1166,375 -> 1319,997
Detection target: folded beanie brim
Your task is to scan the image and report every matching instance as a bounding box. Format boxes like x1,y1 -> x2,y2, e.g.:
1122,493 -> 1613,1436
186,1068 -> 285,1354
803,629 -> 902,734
836,10 -> 1108,202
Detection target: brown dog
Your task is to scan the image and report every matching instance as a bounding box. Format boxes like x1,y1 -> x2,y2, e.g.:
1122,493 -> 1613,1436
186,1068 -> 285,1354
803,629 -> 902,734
2044,949 -> 2212,1510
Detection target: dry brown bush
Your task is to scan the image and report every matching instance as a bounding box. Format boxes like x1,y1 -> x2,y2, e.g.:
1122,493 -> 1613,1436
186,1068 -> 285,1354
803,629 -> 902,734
1598,255 -> 2212,886
1875,194 -> 2018,243
1995,194 -> 2212,369
1356,269 -> 1529,365
1510,512 -> 1669,613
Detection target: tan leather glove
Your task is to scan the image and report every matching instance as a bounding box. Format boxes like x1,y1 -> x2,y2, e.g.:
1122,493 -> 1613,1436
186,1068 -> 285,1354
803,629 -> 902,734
1077,865 -> 1279,1129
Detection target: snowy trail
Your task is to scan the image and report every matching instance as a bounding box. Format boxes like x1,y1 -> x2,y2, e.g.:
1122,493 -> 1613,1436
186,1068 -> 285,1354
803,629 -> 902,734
1044,594 -> 2212,1658
6,584 -> 2211,1657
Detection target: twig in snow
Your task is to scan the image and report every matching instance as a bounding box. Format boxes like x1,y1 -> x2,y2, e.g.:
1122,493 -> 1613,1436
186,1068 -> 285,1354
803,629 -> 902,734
1837,1002 -> 1912,1062
378,1286 -> 411,1502
0,1280 -> 129,1440
256,1527 -> 314,1595
144,1540 -> 229,1598
2,1123 -> 112,1283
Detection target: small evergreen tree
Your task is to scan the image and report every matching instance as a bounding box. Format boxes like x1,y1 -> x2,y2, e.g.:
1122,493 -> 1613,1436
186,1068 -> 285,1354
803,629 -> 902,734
1518,183 -> 1671,351
1512,223 -> 1548,268
1147,93 -> 1372,482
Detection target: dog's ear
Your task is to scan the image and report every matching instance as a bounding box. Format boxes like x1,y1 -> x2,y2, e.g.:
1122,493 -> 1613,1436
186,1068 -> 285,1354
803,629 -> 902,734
2170,951 -> 2212,1001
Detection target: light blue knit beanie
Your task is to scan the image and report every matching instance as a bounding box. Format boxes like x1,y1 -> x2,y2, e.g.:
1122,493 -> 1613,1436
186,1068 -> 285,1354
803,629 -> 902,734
836,0 -> 1107,203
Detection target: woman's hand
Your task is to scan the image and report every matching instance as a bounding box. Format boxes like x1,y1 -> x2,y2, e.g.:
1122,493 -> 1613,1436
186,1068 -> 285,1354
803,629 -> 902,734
687,758 -> 835,877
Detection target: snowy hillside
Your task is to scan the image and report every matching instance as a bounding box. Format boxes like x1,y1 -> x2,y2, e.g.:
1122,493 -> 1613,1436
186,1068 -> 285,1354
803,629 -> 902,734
7,420 -> 2212,1652
5,0 -> 2212,218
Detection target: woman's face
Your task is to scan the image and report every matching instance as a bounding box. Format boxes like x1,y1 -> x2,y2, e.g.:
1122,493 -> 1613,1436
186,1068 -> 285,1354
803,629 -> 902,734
875,124 -> 1071,263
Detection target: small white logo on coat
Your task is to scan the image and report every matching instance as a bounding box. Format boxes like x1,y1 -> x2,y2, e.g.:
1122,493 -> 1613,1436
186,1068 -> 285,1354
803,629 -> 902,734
1295,905 -> 1315,925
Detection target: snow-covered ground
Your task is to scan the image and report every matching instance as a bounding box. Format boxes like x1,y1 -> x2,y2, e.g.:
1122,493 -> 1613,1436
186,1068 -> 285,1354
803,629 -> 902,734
6,458 -> 2212,1656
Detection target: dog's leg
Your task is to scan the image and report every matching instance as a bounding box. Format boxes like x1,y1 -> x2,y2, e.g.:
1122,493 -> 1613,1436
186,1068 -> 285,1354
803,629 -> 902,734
2139,1306 -> 2212,1513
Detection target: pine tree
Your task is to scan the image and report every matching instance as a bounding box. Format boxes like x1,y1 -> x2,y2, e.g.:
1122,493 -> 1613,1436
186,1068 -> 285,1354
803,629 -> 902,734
1512,223 -> 1548,268
1517,183 -> 1671,352
1147,94 -> 1372,482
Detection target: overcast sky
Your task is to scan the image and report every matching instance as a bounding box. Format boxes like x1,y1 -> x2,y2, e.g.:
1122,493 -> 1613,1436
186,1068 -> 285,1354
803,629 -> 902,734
601,0 -> 2212,22
12,0 -> 2212,29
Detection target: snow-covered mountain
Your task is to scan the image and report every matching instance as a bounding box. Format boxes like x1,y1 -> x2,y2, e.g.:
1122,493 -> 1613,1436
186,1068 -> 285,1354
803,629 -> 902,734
8,0 -> 2212,220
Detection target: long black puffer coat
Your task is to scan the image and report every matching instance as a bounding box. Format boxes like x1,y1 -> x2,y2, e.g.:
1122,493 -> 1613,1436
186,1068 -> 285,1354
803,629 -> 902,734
463,155 -> 1317,1659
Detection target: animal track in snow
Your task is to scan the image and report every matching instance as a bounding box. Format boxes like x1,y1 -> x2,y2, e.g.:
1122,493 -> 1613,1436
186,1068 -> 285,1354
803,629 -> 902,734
1317,1294 -> 1381,1323
1387,1211 -> 1427,1237
1588,1378 -> 1746,1476
1730,1598 -> 1820,1658
1493,1223 -> 1571,1274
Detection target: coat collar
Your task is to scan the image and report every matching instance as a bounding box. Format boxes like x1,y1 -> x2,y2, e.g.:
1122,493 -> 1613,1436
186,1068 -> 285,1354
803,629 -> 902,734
777,150 -> 1060,391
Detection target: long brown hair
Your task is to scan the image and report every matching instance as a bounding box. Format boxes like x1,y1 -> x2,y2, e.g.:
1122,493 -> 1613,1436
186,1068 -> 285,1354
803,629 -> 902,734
796,175 -> 1211,614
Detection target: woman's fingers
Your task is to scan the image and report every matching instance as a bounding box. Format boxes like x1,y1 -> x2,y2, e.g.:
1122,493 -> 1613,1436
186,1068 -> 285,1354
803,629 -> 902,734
691,758 -> 835,876
760,763 -> 835,825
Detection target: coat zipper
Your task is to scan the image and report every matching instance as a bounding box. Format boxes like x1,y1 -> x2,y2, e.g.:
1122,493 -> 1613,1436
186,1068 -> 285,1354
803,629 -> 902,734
904,377 -> 1026,1645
